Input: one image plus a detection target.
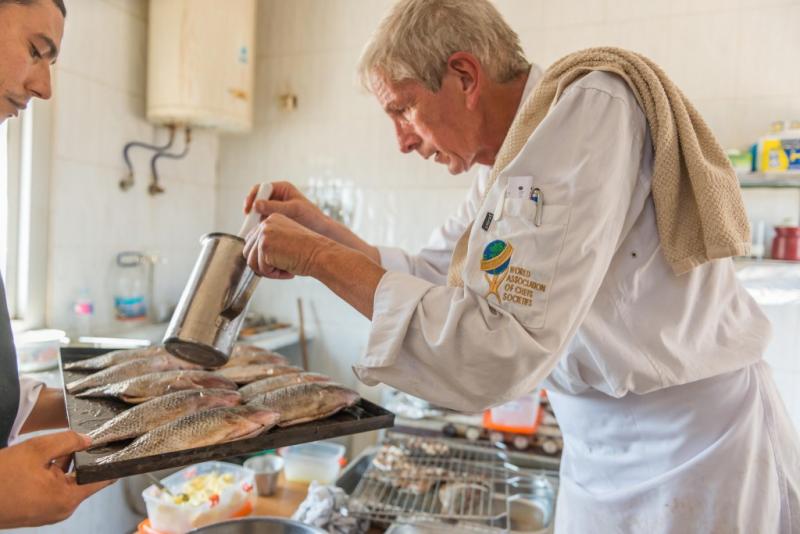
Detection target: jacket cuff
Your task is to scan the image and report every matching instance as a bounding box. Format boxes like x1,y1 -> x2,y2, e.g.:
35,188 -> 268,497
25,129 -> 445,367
353,271 -> 433,385
377,246 -> 411,273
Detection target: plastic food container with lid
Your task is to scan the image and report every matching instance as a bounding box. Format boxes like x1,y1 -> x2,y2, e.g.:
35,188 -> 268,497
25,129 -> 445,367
142,461 -> 256,534
281,441 -> 346,484
14,329 -> 66,372
482,392 -> 542,435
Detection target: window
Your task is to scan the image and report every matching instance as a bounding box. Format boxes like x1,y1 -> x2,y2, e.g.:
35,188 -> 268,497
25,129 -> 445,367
0,121 -> 7,279
1,102 -> 49,329
1,115 -> 25,321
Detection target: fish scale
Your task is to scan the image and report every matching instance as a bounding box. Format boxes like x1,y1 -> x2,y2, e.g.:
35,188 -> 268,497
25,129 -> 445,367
77,370 -> 237,404
67,354 -> 200,393
222,350 -> 289,368
239,372 -> 332,402
87,389 -> 242,447
216,364 -> 303,384
246,382 -> 360,426
97,405 -> 280,464
63,346 -> 167,372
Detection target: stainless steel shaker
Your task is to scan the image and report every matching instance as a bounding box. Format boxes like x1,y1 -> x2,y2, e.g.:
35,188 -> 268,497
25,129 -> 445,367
163,184 -> 271,367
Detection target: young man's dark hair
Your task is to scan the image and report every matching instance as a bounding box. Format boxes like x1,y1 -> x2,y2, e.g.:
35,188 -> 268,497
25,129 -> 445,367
0,0 -> 65,17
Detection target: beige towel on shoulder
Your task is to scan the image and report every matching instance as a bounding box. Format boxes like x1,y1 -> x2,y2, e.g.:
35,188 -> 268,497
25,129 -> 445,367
447,47 -> 750,287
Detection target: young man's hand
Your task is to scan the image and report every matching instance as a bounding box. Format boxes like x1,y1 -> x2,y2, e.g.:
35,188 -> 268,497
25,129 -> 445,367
0,431 -> 114,528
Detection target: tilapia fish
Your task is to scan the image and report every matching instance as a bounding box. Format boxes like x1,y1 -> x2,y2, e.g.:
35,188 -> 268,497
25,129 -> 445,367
239,372 -> 331,402
223,345 -> 289,368
67,353 -> 200,393
217,364 -> 302,385
77,370 -> 237,404
87,389 -> 242,447
63,346 -> 167,371
247,382 -> 360,426
97,405 -> 280,464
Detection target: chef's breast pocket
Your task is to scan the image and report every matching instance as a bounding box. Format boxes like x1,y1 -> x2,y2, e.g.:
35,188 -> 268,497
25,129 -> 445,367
468,198 -> 571,330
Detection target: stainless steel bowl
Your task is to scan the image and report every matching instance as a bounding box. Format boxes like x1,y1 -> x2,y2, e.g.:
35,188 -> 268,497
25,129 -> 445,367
188,516 -> 325,533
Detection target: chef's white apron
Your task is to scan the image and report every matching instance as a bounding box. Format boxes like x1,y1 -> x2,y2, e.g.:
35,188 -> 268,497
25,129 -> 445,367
548,361 -> 800,533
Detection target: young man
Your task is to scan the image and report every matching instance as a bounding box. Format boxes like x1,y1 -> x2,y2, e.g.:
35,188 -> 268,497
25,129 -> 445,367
243,0 -> 799,531
0,0 -> 111,527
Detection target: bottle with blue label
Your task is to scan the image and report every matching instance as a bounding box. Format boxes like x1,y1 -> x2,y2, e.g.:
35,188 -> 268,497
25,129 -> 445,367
113,252 -> 148,322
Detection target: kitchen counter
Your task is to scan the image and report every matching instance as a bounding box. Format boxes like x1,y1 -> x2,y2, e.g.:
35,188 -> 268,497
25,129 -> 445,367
253,473 -> 384,533
253,473 -> 309,517
74,323 -> 310,352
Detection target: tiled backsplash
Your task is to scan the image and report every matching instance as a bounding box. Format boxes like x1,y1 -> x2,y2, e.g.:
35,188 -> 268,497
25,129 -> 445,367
216,0 -> 800,389
46,0 -> 220,333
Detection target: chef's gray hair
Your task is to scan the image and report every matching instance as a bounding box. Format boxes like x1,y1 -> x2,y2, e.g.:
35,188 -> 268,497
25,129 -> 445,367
358,0 -> 529,93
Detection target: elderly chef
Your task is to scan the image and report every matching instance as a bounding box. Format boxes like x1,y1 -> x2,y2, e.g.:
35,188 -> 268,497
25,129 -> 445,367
243,0 -> 800,531
0,0 -> 112,528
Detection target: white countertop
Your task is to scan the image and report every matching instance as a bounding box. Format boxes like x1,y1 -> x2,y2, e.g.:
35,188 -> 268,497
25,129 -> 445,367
74,322 -> 310,351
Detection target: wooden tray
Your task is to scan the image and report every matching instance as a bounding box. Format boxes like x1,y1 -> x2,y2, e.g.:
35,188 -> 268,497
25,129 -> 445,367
60,347 -> 394,484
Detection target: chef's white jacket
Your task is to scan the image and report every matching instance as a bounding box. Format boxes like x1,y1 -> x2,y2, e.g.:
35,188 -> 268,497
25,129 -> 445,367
355,67 -> 770,409
355,67 -> 800,531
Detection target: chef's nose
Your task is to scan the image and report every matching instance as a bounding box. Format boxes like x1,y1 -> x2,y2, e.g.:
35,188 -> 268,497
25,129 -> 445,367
395,120 -> 420,154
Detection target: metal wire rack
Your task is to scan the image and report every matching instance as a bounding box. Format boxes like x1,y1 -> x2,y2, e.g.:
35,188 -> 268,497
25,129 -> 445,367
348,433 -> 558,531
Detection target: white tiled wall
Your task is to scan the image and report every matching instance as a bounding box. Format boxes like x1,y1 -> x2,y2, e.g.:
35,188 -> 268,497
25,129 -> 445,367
508,0 -> 800,150
46,0 -> 220,334
216,0 -> 800,394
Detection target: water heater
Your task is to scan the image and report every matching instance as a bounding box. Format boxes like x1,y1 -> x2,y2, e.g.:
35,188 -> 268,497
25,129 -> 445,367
147,0 -> 256,132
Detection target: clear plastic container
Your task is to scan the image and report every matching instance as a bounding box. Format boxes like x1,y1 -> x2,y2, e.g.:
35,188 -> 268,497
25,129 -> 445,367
142,462 -> 256,534
113,251 -> 148,321
483,392 -> 542,434
14,329 -> 66,372
281,441 -> 345,484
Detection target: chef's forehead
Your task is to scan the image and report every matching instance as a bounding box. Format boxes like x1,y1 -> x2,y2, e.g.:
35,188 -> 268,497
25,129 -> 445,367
372,75 -> 418,110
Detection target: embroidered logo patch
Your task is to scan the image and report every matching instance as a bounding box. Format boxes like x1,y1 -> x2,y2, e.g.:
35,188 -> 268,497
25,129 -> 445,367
480,240 -> 513,302
480,240 -> 546,306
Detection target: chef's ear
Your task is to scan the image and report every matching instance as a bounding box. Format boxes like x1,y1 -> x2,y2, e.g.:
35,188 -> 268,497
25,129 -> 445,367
446,52 -> 481,110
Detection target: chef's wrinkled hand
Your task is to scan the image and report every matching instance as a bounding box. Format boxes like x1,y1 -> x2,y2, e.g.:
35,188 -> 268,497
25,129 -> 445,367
0,431 -> 115,528
243,213 -> 331,279
243,181 -> 329,235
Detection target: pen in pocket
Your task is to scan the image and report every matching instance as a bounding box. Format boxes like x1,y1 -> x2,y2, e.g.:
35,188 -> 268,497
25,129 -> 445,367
531,187 -> 543,227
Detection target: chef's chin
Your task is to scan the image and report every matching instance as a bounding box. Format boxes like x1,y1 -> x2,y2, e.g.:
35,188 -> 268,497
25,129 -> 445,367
446,159 -> 469,175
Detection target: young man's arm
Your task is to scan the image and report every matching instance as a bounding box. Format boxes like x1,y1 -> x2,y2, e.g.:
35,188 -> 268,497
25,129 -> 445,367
19,385 -> 67,434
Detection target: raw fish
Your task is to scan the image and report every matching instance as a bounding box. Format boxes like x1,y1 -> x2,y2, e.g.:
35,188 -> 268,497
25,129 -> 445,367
87,389 -> 242,447
67,354 -> 200,393
239,372 -> 331,402
63,346 -> 166,371
77,370 -> 237,404
96,405 -> 280,464
246,382 -> 360,426
216,364 -> 302,385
